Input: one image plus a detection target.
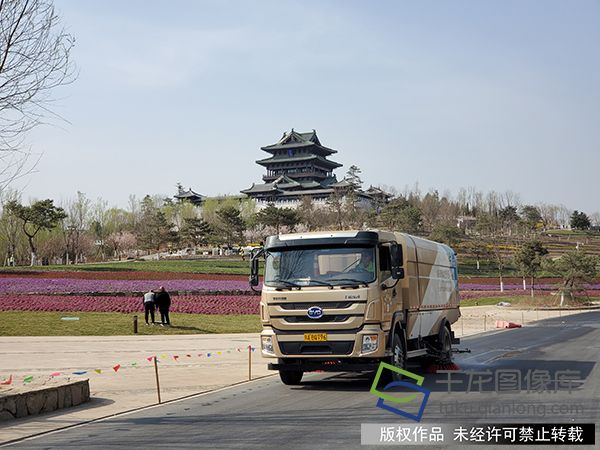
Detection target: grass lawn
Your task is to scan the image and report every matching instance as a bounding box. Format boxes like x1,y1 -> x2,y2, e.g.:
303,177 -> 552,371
0,259 -> 262,275
461,295 -> 600,308
0,311 -> 261,336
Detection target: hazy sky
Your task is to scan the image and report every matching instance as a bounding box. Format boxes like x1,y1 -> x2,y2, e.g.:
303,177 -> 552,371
16,0 -> 600,213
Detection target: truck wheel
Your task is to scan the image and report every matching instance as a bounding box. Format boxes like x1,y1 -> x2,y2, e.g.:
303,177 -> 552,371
437,325 -> 452,364
279,370 -> 303,385
390,331 -> 407,381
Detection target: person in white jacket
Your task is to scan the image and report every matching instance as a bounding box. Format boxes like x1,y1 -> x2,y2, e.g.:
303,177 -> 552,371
143,290 -> 156,325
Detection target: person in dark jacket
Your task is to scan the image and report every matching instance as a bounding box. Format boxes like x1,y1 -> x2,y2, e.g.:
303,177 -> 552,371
154,286 -> 171,326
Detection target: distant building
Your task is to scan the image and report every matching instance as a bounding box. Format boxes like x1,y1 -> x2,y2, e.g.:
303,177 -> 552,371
241,129 -> 387,209
175,184 -> 205,206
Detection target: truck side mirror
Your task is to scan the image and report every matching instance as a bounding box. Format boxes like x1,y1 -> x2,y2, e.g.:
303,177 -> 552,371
391,267 -> 405,280
390,244 -> 404,280
249,248 -> 264,287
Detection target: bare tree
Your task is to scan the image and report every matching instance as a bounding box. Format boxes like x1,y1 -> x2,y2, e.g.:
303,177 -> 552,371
0,0 -> 75,192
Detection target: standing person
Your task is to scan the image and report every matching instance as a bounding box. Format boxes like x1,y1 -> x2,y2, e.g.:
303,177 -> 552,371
154,286 -> 171,326
143,290 -> 155,325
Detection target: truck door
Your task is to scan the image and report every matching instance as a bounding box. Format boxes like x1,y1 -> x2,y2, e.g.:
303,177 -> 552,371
378,244 -> 397,328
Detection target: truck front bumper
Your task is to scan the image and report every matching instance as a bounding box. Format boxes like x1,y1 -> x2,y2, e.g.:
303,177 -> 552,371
261,325 -> 389,359
268,359 -> 382,372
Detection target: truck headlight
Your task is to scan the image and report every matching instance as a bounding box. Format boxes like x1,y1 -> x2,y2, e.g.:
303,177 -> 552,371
361,334 -> 379,353
261,336 -> 274,354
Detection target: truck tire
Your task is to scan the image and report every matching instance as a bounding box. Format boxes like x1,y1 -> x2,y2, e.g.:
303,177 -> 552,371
279,370 -> 303,385
437,325 -> 452,364
390,330 -> 407,381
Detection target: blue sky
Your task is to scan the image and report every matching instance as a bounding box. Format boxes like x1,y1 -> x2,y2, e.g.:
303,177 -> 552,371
20,0 -> 600,213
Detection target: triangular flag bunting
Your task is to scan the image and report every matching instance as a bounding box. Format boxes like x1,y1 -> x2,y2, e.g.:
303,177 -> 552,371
173,355 -> 179,360
113,364 -> 121,372
94,369 -> 102,374
217,351 -> 222,355
197,353 -> 203,357
160,354 -> 167,358
23,375 -> 33,384
50,372 -> 61,377
236,348 -> 240,352
131,362 -> 137,366
147,356 -> 155,362
186,354 -> 191,358
72,371 -> 87,375
0,375 -> 12,385
207,353 -> 211,357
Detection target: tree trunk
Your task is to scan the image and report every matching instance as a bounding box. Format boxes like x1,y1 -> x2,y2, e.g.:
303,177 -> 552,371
499,271 -> 504,292
27,236 -> 36,266
476,258 -> 480,270
522,277 -> 526,290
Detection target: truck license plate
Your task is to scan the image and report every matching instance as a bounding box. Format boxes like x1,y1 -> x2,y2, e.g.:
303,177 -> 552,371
304,333 -> 327,342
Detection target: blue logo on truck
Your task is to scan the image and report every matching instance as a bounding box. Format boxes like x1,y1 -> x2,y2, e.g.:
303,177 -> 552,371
307,306 -> 323,319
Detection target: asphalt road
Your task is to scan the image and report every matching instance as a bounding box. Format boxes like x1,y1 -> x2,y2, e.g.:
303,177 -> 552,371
5,311 -> 600,449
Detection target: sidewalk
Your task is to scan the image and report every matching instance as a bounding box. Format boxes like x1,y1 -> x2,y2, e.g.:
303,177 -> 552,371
0,333 -> 271,443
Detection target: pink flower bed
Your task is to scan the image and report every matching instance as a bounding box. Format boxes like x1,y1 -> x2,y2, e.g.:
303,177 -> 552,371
460,290 -> 600,300
0,295 -> 260,315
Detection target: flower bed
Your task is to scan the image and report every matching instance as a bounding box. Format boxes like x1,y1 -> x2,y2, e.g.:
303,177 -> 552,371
459,290 -> 600,300
0,294 -> 260,315
0,271 -> 247,281
0,278 -> 250,294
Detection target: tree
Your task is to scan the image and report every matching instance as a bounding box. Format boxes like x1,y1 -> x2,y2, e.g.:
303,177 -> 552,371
345,165 -> 363,188
513,240 -> 548,296
463,238 -> 491,271
570,211 -> 591,230
476,212 -> 508,291
544,250 -> 598,305
6,199 -> 66,265
179,218 -> 212,247
216,205 -> 246,246
0,189 -> 21,264
63,191 -> 91,264
520,205 -> 542,231
0,0 -> 76,192
378,198 -> 422,234
135,195 -> 173,252
498,205 -> 520,235
428,224 -> 464,246
256,204 -> 299,234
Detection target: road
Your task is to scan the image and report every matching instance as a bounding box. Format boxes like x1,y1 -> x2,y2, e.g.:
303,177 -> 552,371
4,311 -> 599,449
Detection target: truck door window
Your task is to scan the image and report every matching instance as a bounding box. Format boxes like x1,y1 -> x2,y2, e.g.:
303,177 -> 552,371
379,245 -> 392,280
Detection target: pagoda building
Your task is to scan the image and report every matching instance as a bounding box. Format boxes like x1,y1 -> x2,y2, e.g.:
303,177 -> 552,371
174,184 -> 205,206
241,129 -> 344,206
241,129 -> 390,209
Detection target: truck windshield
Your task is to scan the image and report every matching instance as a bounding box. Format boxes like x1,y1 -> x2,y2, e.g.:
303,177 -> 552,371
264,246 -> 376,287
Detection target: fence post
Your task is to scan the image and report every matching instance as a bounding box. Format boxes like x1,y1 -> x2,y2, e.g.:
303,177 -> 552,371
248,345 -> 252,381
153,356 -> 161,404
133,315 -> 138,334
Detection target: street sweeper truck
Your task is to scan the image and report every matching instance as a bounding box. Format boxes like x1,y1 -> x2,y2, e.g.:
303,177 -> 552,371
249,230 -> 460,385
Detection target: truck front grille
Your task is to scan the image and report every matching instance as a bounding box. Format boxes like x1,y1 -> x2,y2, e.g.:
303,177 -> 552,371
279,341 -> 355,355
283,315 -> 353,323
278,301 -> 355,310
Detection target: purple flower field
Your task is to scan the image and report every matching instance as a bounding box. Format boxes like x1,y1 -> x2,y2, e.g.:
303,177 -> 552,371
0,278 -> 250,294
460,283 -> 600,291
